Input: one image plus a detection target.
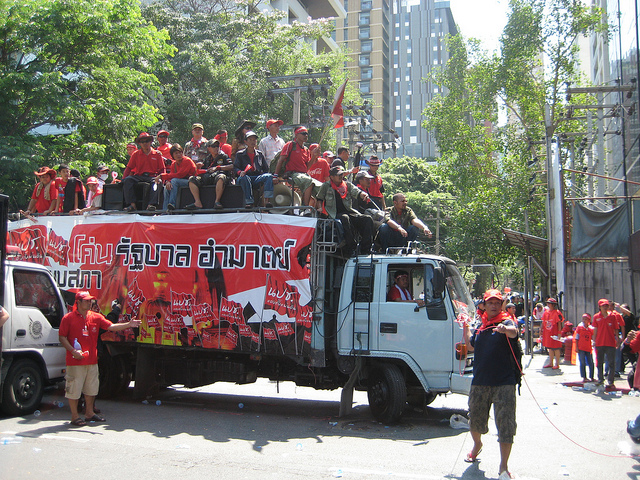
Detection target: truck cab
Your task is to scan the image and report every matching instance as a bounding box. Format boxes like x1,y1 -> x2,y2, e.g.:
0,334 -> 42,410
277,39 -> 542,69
1,260 -> 67,415
331,252 -> 474,423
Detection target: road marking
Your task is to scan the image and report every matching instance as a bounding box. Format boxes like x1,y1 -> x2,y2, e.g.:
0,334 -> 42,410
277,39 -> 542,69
41,434 -> 90,443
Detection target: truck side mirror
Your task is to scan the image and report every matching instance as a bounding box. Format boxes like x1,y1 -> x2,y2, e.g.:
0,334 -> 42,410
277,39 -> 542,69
432,266 -> 445,297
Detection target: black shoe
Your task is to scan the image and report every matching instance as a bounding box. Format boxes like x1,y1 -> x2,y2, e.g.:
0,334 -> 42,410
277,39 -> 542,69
124,205 -> 136,212
264,202 -> 273,208
147,205 -> 156,211
167,204 -> 175,211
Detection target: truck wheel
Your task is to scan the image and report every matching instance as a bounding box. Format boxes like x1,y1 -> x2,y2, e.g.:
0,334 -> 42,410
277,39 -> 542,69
367,364 -> 406,424
98,353 -> 130,398
1,359 -> 45,416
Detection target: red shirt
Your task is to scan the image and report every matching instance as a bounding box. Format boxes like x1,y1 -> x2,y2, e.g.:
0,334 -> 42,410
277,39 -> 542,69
59,309 -> 112,365
593,310 -> 624,347
307,158 -> 330,182
541,308 -> 563,348
160,156 -> 197,182
30,182 -> 58,213
126,148 -> 165,176
157,143 -> 172,159
369,173 -> 384,198
574,322 -> 594,352
220,143 -> 232,157
280,141 -> 310,173
54,177 -> 83,212
387,284 -> 412,302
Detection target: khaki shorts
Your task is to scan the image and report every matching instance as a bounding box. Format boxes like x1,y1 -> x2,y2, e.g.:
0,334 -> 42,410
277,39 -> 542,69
65,364 -> 99,399
468,384 -> 517,443
289,172 -> 322,196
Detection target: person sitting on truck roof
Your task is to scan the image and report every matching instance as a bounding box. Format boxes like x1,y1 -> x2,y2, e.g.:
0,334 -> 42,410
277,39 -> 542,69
74,176 -> 103,214
378,193 -> 432,252
387,270 -> 425,306
234,131 -> 274,208
24,167 -> 59,216
59,291 -> 141,427
186,139 -> 234,210
55,164 -> 86,214
315,165 -> 374,255
154,144 -> 197,211
122,132 -> 165,212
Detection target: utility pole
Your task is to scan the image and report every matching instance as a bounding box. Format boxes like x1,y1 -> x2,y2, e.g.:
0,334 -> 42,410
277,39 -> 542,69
266,70 -> 332,127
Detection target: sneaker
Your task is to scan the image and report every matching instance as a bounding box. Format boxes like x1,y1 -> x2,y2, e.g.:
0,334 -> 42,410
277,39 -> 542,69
498,471 -> 514,480
147,205 -> 156,211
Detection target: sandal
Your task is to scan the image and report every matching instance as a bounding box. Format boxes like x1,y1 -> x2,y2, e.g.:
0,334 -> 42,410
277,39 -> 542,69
70,418 -> 87,427
86,414 -> 106,422
464,447 -> 482,463
498,470 -> 514,480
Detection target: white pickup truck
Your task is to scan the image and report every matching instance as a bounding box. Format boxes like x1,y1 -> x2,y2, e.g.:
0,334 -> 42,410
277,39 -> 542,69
0,260 -> 67,415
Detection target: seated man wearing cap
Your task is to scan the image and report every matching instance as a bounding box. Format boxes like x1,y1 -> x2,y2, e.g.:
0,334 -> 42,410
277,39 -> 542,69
234,130 -> 274,208
187,139 -> 234,210
122,132 -> 166,211
184,123 -> 208,165
59,291 -> 140,426
95,165 -> 111,189
75,176 -> 103,214
156,130 -> 172,160
25,167 -> 59,216
274,126 -> 322,206
378,193 -> 432,252
259,119 -> 285,167
316,165 -> 374,255
154,144 -> 197,211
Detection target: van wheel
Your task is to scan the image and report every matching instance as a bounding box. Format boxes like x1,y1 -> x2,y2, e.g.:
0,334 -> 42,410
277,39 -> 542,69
1,359 -> 44,416
367,364 -> 406,424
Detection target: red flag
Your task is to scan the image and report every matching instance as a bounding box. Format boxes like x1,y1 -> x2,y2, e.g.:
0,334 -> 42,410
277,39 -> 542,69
331,79 -> 348,129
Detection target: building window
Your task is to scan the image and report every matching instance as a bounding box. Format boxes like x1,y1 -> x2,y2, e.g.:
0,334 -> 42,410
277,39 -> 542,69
361,67 -> 373,80
359,54 -> 370,66
361,0 -> 372,11
361,40 -> 373,53
359,12 -> 370,26
359,27 -> 370,39
359,80 -> 371,94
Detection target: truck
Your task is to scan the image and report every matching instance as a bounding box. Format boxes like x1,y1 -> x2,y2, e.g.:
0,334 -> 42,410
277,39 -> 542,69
0,195 -> 68,415
6,208 -> 474,423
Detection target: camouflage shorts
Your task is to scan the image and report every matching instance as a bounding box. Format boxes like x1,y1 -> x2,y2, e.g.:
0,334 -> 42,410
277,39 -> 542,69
468,384 -> 517,443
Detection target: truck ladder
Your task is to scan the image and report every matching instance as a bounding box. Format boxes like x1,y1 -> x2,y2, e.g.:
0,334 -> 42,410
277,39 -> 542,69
351,256 -> 374,355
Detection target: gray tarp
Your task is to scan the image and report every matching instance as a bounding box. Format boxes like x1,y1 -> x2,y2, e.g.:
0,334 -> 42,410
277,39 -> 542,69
570,202 -> 629,258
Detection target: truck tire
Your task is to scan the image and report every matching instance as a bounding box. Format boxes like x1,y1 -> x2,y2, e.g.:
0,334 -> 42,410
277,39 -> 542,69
98,353 -> 130,398
367,364 -> 406,424
1,359 -> 45,416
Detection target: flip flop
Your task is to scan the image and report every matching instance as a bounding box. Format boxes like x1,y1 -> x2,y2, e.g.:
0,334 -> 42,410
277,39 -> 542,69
70,418 -> 87,427
85,414 -> 106,422
464,447 -> 482,463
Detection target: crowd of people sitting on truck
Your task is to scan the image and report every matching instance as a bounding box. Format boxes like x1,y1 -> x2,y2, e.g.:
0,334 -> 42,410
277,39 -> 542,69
21,119 -> 433,254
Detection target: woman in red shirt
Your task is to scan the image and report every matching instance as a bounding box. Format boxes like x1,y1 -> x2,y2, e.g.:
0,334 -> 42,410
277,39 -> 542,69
541,298 -> 563,369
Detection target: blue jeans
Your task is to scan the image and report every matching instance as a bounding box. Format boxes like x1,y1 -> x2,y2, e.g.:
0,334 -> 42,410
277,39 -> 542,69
163,178 -> 190,210
578,350 -> 594,379
378,223 -> 419,251
237,173 -> 273,204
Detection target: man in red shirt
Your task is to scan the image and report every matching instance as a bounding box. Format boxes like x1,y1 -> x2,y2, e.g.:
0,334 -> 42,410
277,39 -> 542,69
274,126 -> 322,205
122,132 -> 165,212
366,155 -> 385,209
593,298 -> 624,388
154,144 -> 196,211
213,129 -> 232,157
59,291 -> 140,426
156,129 -> 172,160
306,143 -> 330,183
25,167 -> 58,215
387,270 -> 425,306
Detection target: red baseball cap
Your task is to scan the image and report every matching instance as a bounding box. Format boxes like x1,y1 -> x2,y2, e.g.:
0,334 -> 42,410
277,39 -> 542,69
75,291 -> 96,302
86,176 -> 99,185
157,130 -> 169,137
266,119 -> 283,128
598,298 -> 610,307
546,297 -> 558,304
483,289 -> 503,302
582,313 -> 592,321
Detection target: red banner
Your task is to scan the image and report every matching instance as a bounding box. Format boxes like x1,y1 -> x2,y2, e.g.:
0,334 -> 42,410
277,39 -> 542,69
7,213 -> 316,355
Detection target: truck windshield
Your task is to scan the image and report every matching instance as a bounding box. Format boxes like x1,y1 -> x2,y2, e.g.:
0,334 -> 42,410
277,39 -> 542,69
445,264 -> 474,326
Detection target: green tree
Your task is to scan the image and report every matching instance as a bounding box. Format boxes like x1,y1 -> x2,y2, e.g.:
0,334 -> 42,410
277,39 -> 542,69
422,0 -> 607,268
0,0 -> 175,210
142,0 -> 360,146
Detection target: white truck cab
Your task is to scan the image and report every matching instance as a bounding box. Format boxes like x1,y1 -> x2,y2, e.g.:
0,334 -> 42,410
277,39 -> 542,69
1,260 -> 67,415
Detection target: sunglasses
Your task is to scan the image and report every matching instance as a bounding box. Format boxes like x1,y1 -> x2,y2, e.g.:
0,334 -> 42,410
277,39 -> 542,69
299,132 -> 308,136
158,134 -> 168,138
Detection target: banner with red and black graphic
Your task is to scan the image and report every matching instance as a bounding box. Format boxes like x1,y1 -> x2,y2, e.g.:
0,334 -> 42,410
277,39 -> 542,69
7,213 -> 316,356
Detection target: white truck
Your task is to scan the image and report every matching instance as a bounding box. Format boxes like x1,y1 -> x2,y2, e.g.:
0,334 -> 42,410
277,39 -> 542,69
7,209 -> 474,423
1,195 -> 68,415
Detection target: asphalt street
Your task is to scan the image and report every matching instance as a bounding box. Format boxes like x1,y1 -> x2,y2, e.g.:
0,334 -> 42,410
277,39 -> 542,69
0,353 -> 638,479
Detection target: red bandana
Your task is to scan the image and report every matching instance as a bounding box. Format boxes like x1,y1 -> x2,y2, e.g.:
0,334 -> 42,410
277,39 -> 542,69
331,180 -> 348,198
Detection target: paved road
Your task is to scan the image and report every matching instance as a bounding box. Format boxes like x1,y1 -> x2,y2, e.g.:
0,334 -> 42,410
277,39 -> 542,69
0,354 -> 638,479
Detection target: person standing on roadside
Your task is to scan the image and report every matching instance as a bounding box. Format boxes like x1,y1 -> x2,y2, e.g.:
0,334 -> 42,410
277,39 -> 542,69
463,289 -> 519,480
541,298 -> 563,370
59,291 -> 140,426
593,298 -> 624,389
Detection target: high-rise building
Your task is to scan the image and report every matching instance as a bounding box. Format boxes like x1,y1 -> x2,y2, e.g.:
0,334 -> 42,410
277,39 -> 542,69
335,0 -> 457,158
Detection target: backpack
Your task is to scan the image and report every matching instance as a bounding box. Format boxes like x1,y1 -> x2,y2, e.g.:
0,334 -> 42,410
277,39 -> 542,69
270,141 -> 296,174
506,335 -> 524,395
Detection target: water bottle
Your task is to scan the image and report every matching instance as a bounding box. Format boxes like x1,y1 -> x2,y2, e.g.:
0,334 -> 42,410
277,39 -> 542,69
73,338 -> 81,350
1,436 -> 23,445
33,410 -> 41,417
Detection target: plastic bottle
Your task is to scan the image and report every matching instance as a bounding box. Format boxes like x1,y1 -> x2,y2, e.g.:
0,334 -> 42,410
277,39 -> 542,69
33,410 -> 41,417
1,437 -> 23,445
73,338 -> 81,350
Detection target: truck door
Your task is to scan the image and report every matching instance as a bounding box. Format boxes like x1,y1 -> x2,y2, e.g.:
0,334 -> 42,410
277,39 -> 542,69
9,268 -> 67,380
376,262 -> 453,390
